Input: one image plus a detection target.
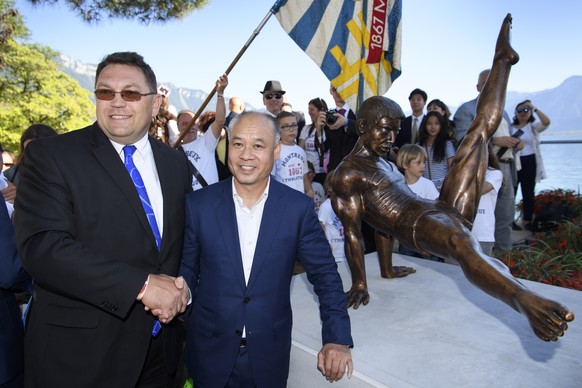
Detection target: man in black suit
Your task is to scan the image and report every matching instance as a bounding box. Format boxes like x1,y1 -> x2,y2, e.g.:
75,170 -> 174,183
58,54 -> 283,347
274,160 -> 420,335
14,52 -> 192,387
394,88 -> 427,150
1,200 -> 30,388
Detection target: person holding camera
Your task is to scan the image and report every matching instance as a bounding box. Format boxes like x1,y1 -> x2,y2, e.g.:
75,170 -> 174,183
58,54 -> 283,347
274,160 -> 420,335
326,85 -> 360,171
512,100 -> 551,231
299,97 -> 331,185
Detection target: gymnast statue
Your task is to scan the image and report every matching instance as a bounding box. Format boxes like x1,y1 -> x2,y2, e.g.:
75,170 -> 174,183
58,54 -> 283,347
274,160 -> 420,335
330,14 -> 574,342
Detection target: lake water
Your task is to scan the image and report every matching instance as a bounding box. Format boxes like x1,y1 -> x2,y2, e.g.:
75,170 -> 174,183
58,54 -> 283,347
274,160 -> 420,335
514,140 -> 582,208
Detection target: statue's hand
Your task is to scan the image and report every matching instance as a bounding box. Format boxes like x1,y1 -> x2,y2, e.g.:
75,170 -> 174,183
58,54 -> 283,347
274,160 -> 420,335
346,287 -> 370,309
392,266 -> 416,278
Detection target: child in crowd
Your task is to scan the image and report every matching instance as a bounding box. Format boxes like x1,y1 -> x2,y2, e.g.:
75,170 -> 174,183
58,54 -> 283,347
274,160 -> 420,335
471,148 -> 503,255
416,111 -> 456,190
396,144 -> 439,260
396,144 -> 439,200
272,112 -> 313,196
306,161 -> 325,212
426,98 -> 459,149
318,173 -> 346,266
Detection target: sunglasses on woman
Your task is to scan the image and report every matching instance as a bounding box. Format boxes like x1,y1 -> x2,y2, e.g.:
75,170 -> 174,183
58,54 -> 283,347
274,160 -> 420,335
516,108 -> 530,113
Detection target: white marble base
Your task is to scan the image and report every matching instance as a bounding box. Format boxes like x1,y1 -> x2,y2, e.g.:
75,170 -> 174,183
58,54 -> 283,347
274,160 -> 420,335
288,253 -> 581,387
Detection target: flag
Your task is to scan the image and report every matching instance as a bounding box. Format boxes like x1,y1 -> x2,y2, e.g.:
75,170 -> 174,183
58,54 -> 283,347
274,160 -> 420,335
272,0 -> 402,111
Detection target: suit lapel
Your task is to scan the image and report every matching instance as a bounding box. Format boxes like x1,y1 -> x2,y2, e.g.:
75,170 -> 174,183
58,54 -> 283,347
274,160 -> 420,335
213,180 -> 247,289
90,125 -> 158,253
246,182 -> 286,291
150,138 -> 174,257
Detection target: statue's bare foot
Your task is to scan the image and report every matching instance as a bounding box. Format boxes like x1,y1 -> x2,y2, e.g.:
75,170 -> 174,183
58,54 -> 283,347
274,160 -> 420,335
517,291 -> 575,341
381,265 -> 416,279
346,285 -> 370,309
496,13 -> 520,65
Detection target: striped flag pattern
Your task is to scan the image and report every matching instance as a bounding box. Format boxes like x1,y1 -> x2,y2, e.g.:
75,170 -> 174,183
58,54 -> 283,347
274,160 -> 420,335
272,0 -> 402,111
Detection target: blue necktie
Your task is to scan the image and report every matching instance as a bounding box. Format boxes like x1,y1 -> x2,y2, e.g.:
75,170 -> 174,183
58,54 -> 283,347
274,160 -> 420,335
123,145 -> 163,337
123,145 -> 162,250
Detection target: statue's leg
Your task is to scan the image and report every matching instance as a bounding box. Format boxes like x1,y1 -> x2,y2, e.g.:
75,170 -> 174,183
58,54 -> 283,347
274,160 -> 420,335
416,212 -> 574,342
440,13 -> 519,223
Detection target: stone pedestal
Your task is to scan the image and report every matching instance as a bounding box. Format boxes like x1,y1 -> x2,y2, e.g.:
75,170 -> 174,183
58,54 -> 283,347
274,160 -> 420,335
288,253 -> 581,387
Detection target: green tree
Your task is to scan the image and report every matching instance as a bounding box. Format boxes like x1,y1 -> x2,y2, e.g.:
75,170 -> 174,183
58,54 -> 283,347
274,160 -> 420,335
0,0 -> 26,67
0,0 -> 94,152
25,0 -> 209,24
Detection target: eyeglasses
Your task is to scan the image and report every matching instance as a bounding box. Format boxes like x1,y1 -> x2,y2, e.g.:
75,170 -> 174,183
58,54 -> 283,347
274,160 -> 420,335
516,108 -> 530,113
265,93 -> 283,100
94,89 -> 157,102
280,123 -> 298,131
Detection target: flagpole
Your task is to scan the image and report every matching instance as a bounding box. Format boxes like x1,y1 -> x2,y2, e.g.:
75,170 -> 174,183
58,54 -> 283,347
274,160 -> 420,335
172,6 -> 279,148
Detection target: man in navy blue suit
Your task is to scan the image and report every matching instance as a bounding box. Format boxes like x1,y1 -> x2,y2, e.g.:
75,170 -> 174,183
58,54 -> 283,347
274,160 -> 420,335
1,200 -> 30,388
180,112 -> 353,387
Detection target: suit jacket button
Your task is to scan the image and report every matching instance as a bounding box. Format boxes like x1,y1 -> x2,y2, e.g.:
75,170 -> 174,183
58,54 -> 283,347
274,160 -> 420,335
243,297 -> 251,304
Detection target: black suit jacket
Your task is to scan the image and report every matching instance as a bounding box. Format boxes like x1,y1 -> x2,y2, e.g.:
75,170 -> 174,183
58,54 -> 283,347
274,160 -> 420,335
394,115 -> 413,149
14,123 -> 192,387
0,201 -> 30,385
325,109 -> 359,171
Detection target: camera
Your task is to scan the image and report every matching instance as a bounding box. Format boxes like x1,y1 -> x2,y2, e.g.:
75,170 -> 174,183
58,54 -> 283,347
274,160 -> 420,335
326,109 -> 338,125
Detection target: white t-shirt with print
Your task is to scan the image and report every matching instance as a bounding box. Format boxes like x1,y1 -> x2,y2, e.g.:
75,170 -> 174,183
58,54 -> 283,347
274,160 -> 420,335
182,132 -> 220,191
318,198 -> 346,262
272,144 -> 307,193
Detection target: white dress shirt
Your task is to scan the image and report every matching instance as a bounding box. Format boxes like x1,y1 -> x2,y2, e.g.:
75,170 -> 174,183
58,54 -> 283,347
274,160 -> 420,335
232,178 -> 270,285
110,133 -> 164,237
232,178 -> 270,338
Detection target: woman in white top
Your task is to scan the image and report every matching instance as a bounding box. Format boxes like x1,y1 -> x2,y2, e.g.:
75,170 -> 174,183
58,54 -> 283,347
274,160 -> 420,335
511,100 -> 551,230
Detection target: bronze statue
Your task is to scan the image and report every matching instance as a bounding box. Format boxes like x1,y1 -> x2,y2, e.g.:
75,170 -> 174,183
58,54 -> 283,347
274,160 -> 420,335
330,14 -> 574,342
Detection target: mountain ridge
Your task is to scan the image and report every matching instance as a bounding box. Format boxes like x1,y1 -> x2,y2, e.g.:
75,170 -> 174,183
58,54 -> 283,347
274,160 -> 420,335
58,55 -> 581,135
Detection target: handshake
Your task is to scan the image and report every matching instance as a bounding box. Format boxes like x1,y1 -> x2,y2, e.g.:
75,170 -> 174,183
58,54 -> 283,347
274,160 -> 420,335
139,274 -> 190,324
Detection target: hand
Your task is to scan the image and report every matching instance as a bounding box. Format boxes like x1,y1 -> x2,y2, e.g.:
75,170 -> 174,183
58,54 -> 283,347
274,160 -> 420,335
216,73 -> 228,94
141,274 -> 190,323
493,136 -> 519,148
327,114 -> 347,130
317,343 -> 353,382
316,111 -> 327,130
515,139 -> 525,151
1,180 -> 16,203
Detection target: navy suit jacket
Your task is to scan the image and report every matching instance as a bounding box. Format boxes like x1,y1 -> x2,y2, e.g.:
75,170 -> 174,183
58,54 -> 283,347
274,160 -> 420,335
180,178 -> 352,387
0,201 -> 30,384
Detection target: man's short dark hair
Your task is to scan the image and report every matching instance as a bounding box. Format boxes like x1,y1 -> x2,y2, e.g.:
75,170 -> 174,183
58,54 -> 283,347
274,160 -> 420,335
408,88 -> 427,102
95,52 -> 157,92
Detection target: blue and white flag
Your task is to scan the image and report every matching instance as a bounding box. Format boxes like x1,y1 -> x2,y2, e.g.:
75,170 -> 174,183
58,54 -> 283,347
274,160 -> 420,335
272,0 -> 402,111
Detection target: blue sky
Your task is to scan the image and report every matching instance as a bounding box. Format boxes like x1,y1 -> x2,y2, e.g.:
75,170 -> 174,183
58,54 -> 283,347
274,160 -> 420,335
15,0 -> 582,114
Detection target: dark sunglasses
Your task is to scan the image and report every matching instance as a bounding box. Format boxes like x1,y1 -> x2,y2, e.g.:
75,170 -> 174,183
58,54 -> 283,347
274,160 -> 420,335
94,89 -> 157,102
516,108 -> 530,113
265,93 -> 283,100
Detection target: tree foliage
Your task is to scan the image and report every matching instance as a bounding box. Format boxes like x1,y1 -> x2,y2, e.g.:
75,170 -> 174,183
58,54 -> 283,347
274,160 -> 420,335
26,0 -> 209,24
0,0 -> 27,67
0,0 -> 94,152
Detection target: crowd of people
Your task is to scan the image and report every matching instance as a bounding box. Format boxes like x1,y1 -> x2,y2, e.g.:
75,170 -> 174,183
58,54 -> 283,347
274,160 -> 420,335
0,43 -> 560,387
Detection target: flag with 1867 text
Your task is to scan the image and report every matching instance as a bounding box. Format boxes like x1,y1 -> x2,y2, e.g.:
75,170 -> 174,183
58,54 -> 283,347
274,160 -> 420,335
271,0 -> 402,111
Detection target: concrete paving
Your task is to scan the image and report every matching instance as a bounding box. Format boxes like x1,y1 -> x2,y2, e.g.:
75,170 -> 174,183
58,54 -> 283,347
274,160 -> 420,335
288,252 -> 581,388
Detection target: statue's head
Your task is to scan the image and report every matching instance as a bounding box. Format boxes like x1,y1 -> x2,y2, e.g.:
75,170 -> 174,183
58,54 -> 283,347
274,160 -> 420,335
357,96 -> 405,157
